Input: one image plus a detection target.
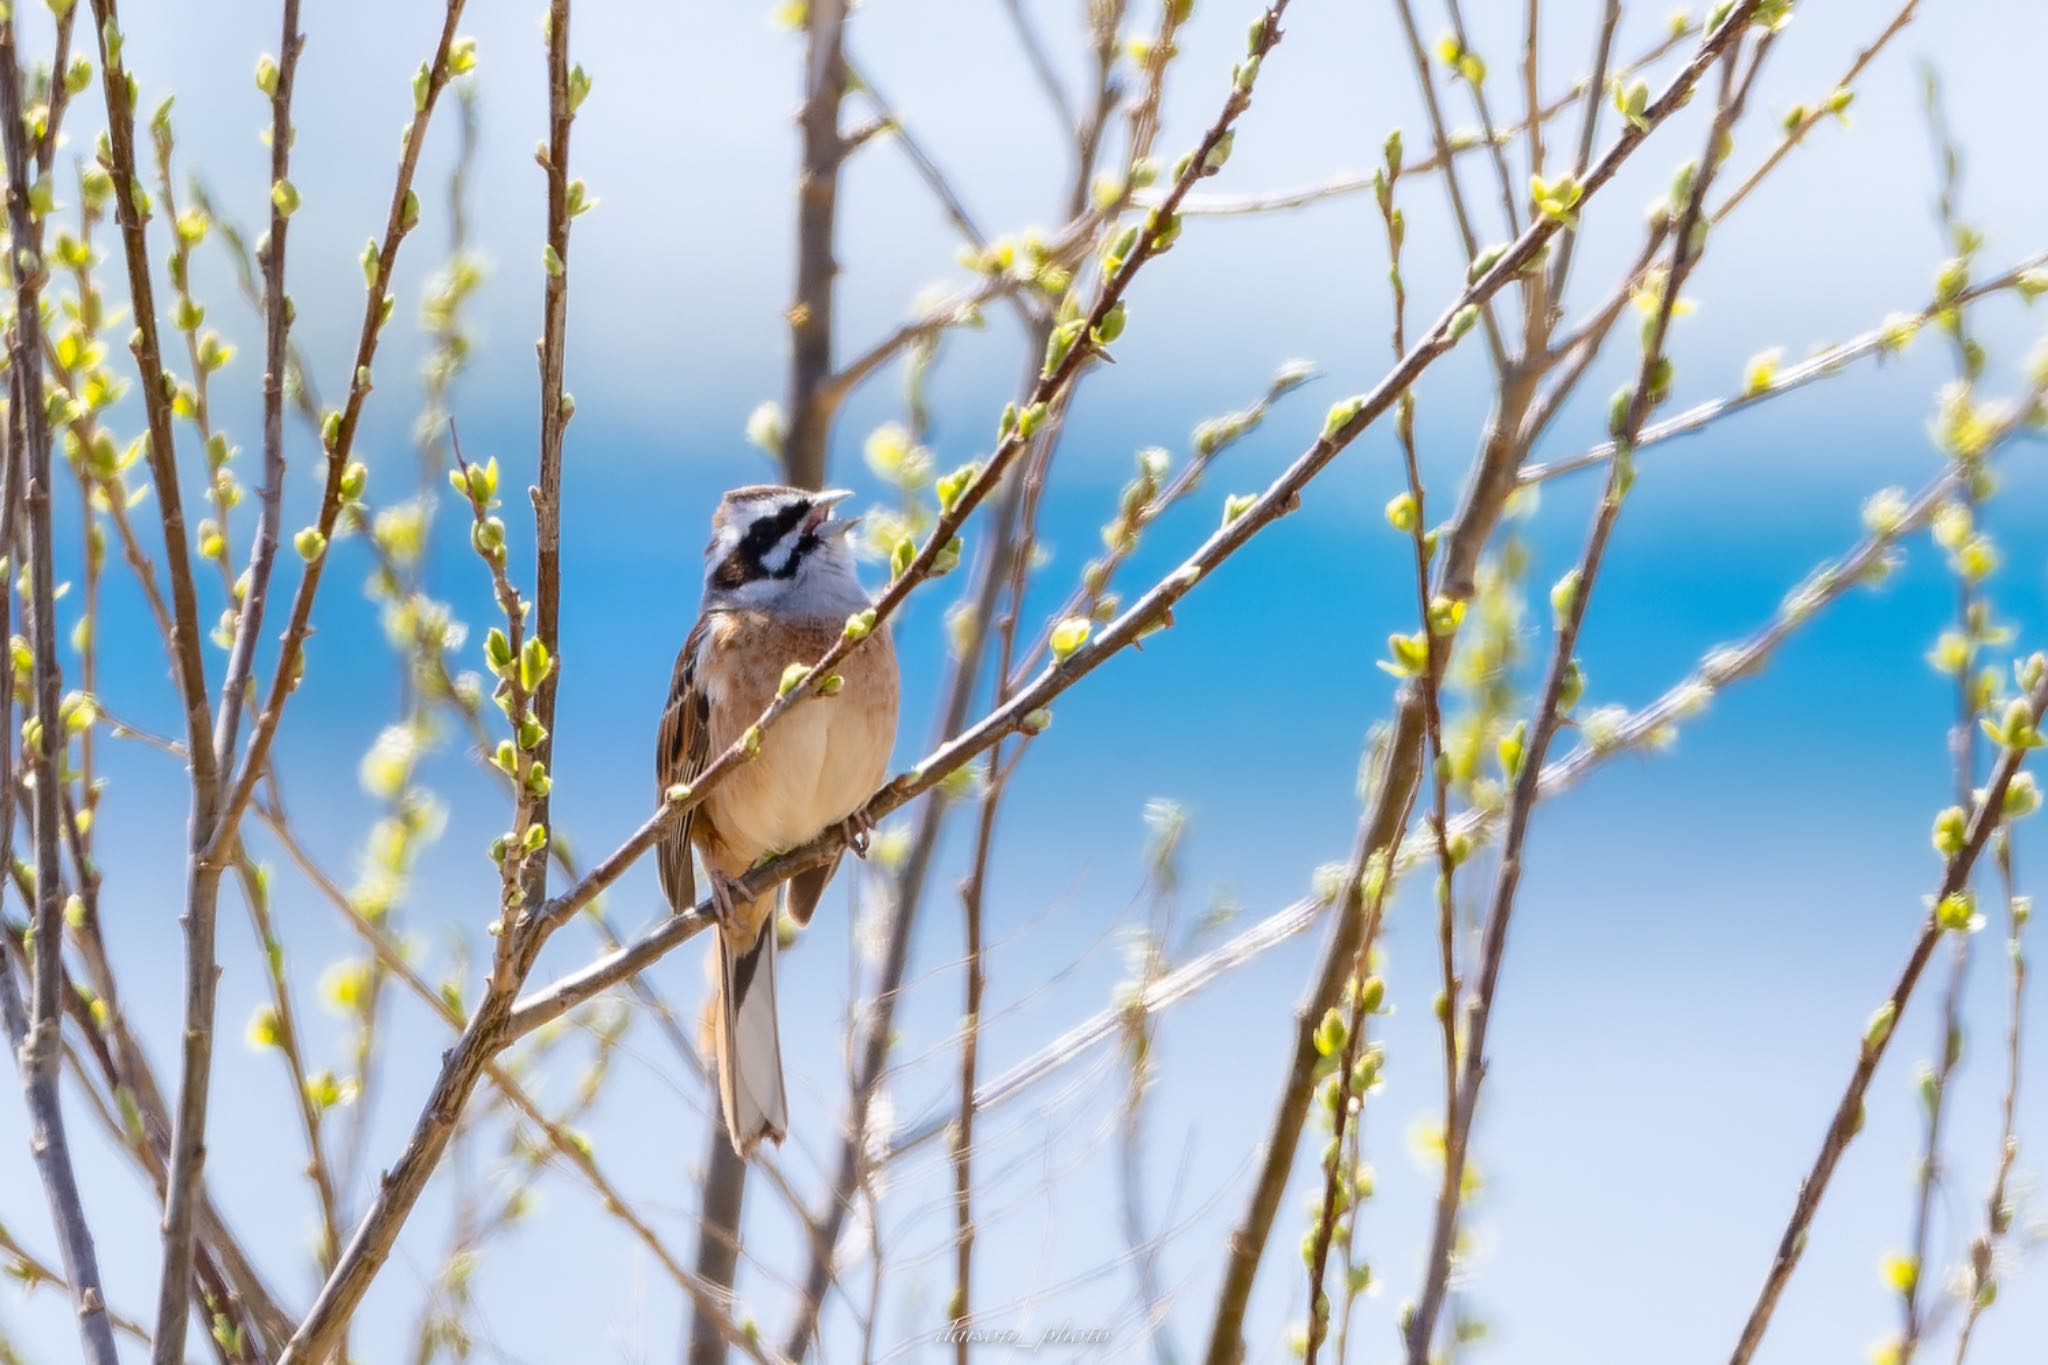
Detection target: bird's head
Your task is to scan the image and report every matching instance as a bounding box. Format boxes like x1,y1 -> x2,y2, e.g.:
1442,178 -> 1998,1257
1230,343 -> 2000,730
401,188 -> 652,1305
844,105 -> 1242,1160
703,484 -> 866,614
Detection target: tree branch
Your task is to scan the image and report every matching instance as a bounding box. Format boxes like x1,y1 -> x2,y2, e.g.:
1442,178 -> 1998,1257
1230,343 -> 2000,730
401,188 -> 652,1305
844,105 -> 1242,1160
780,0 -> 850,490
1727,658 -> 2048,1365
1405,42 -> 1763,1360
0,22 -> 119,1360
525,0 -> 573,921
211,0 -> 304,771
1519,249 -> 2048,487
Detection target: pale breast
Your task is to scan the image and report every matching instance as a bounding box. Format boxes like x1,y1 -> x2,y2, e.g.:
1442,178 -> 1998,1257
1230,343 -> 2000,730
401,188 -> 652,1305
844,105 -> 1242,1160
697,611 -> 900,863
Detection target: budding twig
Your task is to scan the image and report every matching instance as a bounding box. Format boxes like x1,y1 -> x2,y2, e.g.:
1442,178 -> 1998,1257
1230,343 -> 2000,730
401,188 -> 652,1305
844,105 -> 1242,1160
1405,37 -> 1766,1361
1008,361 -> 1317,690
0,13 -> 120,1359
880,435 -> 2033,1180
1948,832 -> 2026,1365
1713,0 -> 1921,223
526,0 -> 573,920
1730,659 -> 2048,1365
1897,96 -> 1991,1362
0,1224 -> 152,1346
81,27 -> 239,1334
1725,357 -> 2048,1365
1163,18 -> 1694,219
1519,249 -> 2048,486
210,0 -> 303,772
1388,0 -> 1511,375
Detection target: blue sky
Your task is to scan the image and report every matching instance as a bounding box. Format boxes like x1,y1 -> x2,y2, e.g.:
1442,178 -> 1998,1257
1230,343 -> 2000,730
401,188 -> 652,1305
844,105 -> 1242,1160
6,1 -> 2048,1362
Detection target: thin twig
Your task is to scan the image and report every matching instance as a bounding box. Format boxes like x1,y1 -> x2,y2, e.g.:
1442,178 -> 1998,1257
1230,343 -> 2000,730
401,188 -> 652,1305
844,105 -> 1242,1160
208,0 -> 470,854
1729,662 -> 2048,1365
1950,833 -> 2026,1365
231,848 -> 342,1281
1388,0 -> 1511,374
1163,20 -> 1693,218
1713,0 -> 1921,223
1406,40 -> 1763,1362
1442,0 -> 1521,237
1544,0 -> 1622,306
1305,133 -> 1447,1365
0,1226 -> 152,1345
211,0 -> 304,770
1007,361 -> 1317,690
0,16 -> 120,1360
996,0 -> 1078,134
1898,90 -> 1986,1362
1724,364 -> 2048,1365
526,0 -> 572,919
1518,250 -> 2048,486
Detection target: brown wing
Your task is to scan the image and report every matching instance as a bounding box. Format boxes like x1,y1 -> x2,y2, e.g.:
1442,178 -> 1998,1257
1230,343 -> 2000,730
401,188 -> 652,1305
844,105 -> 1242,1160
655,618 -> 712,913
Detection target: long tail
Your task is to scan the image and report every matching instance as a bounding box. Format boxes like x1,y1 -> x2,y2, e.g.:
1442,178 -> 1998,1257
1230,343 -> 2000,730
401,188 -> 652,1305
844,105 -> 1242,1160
713,921 -> 788,1156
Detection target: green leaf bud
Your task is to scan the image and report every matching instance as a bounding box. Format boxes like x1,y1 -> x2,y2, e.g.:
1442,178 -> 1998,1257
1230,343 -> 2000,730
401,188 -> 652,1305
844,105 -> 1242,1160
1323,395 -> 1365,441
518,636 -> 553,693
1049,616 -> 1091,662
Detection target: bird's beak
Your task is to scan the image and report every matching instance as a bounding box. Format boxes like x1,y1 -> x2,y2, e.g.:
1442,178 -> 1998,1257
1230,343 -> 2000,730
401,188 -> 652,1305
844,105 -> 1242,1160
806,489 -> 859,538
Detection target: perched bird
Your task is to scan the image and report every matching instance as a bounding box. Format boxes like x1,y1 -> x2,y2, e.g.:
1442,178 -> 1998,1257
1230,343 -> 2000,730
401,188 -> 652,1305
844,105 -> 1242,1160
656,485 -> 900,1156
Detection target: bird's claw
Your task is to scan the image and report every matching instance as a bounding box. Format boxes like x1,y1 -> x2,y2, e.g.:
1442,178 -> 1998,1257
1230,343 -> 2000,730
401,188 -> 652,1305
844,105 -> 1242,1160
840,810 -> 875,859
706,869 -> 744,930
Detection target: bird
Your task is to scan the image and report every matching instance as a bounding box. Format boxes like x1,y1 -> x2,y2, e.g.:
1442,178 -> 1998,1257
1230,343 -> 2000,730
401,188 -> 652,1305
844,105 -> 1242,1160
655,484 -> 900,1156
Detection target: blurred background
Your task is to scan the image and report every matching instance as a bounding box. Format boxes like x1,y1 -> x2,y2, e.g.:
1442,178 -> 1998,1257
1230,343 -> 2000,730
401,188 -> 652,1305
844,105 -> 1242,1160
4,1 -> 2048,1361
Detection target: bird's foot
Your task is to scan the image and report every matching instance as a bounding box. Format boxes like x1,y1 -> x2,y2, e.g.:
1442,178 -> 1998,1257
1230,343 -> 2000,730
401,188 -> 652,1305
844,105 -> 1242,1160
706,868 -> 745,930
840,809 -> 875,859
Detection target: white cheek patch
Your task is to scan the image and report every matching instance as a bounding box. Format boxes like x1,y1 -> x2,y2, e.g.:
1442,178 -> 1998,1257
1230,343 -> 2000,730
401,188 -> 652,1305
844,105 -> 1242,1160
764,528 -> 806,577
707,524 -> 742,566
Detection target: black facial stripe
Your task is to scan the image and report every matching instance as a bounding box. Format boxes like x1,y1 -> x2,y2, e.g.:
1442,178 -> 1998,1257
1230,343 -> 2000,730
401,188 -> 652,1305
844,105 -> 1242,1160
771,531 -> 821,579
743,498 -> 810,552
713,498 -> 816,588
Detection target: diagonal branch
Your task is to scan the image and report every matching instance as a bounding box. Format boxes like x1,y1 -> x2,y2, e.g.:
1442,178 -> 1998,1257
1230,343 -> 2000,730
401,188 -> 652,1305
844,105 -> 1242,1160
1713,0 -> 1922,223
1520,249 -> 2048,487
1724,360 -> 2048,1365
1730,658 -> 2048,1365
